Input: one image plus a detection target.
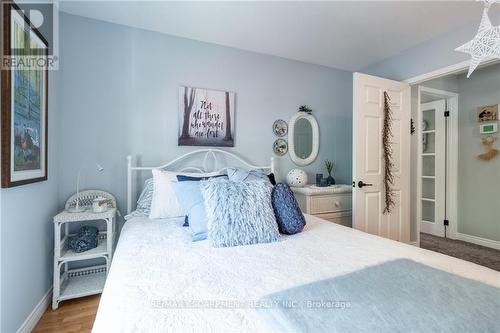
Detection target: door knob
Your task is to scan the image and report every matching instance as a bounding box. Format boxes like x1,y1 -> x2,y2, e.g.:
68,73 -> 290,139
358,181 -> 373,188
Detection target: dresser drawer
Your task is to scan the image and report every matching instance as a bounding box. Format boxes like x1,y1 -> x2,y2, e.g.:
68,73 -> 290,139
310,194 -> 351,214
315,211 -> 352,227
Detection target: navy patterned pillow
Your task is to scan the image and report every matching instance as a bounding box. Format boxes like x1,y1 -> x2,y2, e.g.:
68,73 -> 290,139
271,183 -> 306,234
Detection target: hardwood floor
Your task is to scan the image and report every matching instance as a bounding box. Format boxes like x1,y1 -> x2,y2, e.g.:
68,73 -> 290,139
33,295 -> 100,333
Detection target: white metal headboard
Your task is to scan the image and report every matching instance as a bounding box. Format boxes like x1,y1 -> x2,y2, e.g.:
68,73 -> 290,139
126,149 -> 275,214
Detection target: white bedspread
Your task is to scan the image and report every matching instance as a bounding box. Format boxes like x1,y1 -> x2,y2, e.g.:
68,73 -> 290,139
93,215 -> 500,333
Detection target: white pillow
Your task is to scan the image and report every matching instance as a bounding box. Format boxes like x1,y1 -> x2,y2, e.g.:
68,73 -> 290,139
149,169 -> 184,219
149,169 -> 224,219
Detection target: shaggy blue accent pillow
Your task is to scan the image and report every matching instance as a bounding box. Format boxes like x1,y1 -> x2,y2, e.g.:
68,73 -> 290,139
271,183 -> 306,234
201,178 -> 280,247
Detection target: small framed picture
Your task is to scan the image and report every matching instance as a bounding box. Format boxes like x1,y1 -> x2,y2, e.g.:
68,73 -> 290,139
273,139 -> 288,156
477,105 -> 498,122
272,119 -> 288,137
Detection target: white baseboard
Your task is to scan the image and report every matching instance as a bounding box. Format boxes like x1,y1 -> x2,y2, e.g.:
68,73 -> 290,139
17,288 -> 52,333
456,232 -> 500,251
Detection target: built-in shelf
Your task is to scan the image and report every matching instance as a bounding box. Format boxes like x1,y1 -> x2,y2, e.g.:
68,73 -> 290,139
421,176 -> 436,179
421,198 -> 436,202
422,130 -> 436,134
422,153 -> 436,156
421,220 -> 435,224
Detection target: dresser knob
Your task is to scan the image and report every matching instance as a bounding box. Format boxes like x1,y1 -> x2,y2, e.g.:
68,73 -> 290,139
335,201 -> 340,207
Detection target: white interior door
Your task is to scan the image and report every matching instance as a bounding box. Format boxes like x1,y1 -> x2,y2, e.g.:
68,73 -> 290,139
419,100 -> 446,237
353,73 -> 411,243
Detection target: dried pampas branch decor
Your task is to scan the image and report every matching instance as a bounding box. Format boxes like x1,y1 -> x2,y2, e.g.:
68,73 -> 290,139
383,91 -> 395,214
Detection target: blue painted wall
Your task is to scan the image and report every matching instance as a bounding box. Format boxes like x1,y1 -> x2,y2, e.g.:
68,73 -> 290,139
0,72 -> 59,332
57,13 -> 353,213
0,3 -> 60,332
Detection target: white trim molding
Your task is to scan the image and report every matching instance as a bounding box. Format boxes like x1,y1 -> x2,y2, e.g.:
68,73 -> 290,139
17,288 -> 52,333
405,58 -> 499,85
456,233 -> 500,251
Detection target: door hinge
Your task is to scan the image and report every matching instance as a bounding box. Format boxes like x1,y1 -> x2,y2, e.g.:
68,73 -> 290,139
352,181 -> 356,188
444,110 -> 450,117
443,219 -> 449,226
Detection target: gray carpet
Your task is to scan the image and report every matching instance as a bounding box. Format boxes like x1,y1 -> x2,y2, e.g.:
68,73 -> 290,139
420,233 -> 500,272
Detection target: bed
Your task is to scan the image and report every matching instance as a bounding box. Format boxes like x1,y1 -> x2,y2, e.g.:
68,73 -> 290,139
93,150 -> 500,332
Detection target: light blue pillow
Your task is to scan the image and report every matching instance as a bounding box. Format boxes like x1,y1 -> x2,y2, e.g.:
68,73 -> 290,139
170,181 -> 208,241
201,178 -> 280,247
226,167 -> 272,184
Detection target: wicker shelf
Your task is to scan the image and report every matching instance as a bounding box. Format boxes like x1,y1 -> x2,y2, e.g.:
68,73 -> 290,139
59,266 -> 107,301
52,190 -> 117,310
60,234 -> 108,262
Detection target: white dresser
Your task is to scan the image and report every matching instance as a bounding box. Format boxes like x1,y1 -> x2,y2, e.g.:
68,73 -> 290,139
291,185 -> 352,227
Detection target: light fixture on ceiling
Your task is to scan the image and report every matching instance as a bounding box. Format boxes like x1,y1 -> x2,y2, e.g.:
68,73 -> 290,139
455,0 -> 500,77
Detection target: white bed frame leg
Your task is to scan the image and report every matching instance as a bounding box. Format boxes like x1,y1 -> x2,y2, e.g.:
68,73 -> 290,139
127,155 -> 133,215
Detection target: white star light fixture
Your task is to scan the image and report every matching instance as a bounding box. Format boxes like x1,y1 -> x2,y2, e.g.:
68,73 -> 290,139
455,0 -> 500,77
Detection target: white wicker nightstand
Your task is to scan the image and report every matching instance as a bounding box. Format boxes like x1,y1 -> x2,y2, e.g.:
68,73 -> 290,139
52,191 -> 117,310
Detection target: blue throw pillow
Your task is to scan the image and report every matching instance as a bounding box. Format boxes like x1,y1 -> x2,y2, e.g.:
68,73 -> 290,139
170,181 -> 208,241
271,183 -> 306,234
176,174 -> 226,182
201,178 -> 280,247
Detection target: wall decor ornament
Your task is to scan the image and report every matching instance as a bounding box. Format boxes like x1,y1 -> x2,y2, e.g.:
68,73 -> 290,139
478,136 -> 499,161
382,92 -> 395,214
178,86 -> 235,147
477,104 -> 498,122
298,105 -> 312,113
286,169 -> 308,187
455,0 -> 500,78
273,138 -> 288,156
272,119 -> 288,137
2,3 -> 49,187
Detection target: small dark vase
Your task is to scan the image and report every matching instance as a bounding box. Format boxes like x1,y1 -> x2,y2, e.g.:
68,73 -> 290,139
326,174 -> 335,186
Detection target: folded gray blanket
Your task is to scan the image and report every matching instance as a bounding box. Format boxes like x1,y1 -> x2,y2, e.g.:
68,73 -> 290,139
258,259 -> 500,333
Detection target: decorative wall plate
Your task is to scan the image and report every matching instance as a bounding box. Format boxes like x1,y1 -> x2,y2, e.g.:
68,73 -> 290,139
273,119 -> 288,137
273,138 -> 288,156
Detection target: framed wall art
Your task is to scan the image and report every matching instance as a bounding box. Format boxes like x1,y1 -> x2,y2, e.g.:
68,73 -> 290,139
272,119 -> 288,137
178,86 -> 235,147
477,104 -> 498,122
2,2 -> 49,187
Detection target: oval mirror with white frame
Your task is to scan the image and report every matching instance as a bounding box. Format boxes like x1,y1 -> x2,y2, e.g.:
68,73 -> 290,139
288,112 -> 319,166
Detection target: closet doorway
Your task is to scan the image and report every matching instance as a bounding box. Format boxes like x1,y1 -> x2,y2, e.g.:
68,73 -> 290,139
411,62 -> 500,272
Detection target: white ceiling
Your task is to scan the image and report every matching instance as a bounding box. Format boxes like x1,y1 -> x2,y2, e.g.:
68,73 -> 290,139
59,1 -> 499,71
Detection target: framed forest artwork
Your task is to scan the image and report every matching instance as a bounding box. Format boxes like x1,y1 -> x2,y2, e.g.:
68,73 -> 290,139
2,2 -> 49,187
178,86 -> 235,147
